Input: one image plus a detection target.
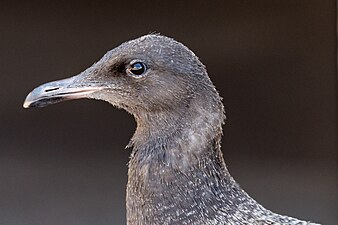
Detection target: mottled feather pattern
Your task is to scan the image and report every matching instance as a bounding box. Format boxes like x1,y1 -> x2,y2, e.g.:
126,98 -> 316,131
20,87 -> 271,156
23,34 -> 321,225
125,35 -> 320,225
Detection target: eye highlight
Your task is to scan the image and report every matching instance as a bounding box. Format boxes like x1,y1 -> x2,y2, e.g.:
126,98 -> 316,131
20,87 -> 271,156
127,61 -> 147,78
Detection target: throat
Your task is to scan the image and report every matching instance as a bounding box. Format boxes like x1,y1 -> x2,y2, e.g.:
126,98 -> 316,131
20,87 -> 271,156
129,101 -> 226,172
126,103 -> 234,224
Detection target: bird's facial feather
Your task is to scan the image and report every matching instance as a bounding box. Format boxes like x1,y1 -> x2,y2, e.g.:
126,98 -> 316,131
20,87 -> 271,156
24,35 -> 208,115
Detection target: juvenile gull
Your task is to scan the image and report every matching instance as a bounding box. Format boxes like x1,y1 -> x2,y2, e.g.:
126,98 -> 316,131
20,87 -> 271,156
23,34 -> 320,225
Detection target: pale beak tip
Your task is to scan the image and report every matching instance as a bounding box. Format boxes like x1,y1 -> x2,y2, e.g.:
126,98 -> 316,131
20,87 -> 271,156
23,101 -> 31,108
23,92 -> 33,108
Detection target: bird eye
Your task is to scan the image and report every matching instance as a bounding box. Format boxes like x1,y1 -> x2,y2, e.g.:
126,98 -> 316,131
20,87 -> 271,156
127,61 -> 147,78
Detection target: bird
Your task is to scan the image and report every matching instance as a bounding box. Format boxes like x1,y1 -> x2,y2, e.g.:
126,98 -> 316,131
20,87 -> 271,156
23,34 -> 320,225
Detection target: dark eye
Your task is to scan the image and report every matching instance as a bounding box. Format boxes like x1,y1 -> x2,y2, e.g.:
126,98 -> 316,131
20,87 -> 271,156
127,61 -> 147,77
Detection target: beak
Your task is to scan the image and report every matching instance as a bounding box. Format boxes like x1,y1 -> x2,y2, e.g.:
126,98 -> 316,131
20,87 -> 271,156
23,75 -> 102,108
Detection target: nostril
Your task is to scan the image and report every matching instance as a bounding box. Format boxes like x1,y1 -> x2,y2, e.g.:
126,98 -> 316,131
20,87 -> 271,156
45,87 -> 59,92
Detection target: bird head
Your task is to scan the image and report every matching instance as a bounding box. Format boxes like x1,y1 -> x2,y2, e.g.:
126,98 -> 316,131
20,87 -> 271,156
25,35 -> 209,111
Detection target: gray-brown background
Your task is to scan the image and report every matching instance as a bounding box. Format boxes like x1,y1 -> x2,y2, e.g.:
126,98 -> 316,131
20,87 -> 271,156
0,1 -> 336,225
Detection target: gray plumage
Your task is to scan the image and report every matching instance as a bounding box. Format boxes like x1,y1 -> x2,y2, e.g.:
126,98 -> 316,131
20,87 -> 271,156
23,34 -> 320,225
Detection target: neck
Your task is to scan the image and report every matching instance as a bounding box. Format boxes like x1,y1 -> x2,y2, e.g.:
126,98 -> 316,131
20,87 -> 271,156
129,92 -> 226,169
125,95 -> 303,225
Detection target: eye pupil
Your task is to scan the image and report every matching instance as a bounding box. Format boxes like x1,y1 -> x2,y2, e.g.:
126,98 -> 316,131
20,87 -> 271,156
129,62 -> 146,76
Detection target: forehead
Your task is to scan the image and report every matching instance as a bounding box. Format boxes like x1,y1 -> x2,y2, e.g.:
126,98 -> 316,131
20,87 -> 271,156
119,35 -> 184,56
100,35 -> 197,65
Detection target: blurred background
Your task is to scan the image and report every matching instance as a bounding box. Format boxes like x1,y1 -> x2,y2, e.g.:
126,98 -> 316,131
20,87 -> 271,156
0,1 -> 336,224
